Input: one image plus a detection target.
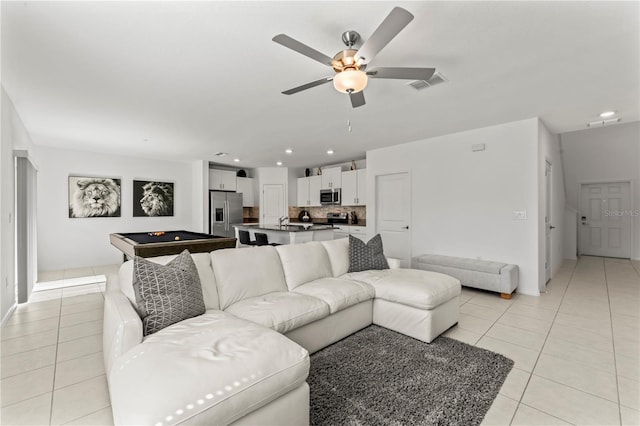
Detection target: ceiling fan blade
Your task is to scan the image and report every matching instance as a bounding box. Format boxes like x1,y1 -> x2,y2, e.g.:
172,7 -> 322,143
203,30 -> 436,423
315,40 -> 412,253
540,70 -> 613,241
282,77 -> 333,95
367,67 -> 436,81
354,7 -> 414,65
273,34 -> 334,67
349,91 -> 366,108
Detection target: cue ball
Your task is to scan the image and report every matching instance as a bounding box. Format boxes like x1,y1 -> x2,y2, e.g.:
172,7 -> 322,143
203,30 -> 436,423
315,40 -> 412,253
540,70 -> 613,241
174,236 -> 180,240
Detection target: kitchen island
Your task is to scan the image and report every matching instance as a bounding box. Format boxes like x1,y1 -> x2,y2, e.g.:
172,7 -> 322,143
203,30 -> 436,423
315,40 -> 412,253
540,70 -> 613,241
233,223 -> 334,245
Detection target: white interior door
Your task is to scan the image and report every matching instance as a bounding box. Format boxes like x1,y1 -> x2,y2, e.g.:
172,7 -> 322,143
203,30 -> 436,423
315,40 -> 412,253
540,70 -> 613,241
262,184 -> 285,225
375,172 -> 411,267
580,182 -> 631,258
544,161 -> 552,285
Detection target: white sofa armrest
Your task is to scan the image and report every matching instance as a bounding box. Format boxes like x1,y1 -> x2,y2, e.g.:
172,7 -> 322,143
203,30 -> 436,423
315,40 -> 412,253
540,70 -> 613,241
103,281 -> 143,376
386,257 -> 403,269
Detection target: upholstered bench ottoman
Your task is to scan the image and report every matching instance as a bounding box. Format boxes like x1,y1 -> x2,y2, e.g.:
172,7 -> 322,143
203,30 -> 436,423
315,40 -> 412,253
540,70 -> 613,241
109,311 -> 310,426
412,254 -> 518,299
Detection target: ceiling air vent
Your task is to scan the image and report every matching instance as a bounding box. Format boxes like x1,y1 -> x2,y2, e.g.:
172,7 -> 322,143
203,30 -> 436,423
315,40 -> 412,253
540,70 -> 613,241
214,152 -> 229,157
408,72 -> 448,91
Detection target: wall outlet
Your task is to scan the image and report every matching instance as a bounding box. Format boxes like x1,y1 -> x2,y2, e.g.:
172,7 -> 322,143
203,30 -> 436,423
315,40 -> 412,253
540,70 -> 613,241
471,143 -> 486,152
512,210 -> 528,220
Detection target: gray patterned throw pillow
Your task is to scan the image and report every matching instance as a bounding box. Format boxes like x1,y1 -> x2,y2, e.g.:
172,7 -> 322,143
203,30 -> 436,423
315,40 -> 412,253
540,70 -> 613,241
133,250 -> 205,336
348,234 -> 390,273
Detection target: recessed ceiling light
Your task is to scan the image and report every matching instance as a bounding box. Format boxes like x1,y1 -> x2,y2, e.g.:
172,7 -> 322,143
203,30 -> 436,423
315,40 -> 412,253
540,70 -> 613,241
233,158 -> 240,162
600,111 -> 616,118
327,150 -> 335,155
276,161 -> 283,166
285,149 -> 293,154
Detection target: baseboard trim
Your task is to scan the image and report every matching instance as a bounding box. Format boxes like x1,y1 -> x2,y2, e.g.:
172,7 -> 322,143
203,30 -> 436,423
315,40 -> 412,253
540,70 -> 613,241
1,303 -> 17,326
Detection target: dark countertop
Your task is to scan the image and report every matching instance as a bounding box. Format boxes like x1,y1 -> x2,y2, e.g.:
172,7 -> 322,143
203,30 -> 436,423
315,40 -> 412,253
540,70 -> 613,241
233,223 -> 334,232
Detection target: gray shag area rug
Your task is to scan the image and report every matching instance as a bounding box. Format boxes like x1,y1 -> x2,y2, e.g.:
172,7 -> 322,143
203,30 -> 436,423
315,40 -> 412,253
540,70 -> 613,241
308,325 -> 514,426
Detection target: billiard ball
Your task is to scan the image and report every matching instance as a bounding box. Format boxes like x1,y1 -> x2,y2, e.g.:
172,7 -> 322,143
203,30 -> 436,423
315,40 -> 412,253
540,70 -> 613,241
174,236 -> 180,240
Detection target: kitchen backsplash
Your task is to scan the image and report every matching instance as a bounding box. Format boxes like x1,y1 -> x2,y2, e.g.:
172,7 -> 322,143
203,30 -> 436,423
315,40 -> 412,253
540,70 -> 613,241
289,206 -> 366,224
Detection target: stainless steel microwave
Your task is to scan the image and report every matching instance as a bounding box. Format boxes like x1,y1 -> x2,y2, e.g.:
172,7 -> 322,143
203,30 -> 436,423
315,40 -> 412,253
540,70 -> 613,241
320,189 -> 341,205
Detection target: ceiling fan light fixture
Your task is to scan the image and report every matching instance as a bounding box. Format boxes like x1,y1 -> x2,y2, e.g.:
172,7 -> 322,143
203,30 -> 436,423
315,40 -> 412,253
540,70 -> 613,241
333,69 -> 368,94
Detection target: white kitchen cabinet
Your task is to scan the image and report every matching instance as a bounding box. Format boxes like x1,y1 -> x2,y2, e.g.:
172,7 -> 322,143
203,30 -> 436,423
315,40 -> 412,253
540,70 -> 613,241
341,169 -> 366,206
236,177 -> 255,207
297,176 -> 321,207
209,169 -> 237,191
349,226 -> 368,241
332,225 -> 368,241
333,225 -> 349,240
321,166 -> 342,189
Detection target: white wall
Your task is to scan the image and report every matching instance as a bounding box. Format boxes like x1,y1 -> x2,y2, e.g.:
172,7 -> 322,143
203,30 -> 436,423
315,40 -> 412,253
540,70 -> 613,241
561,121 -> 640,259
34,146 -> 199,271
192,160 -> 208,233
538,120 -> 566,288
1,88 -> 35,322
367,118 -> 543,295
255,167 -> 289,222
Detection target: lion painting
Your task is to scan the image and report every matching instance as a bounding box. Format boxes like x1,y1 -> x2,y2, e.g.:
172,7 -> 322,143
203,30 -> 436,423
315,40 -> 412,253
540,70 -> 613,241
133,180 -> 174,217
69,177 -> 121,218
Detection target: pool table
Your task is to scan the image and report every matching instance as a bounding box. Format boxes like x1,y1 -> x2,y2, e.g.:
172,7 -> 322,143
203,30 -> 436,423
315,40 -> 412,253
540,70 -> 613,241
109,230 -> 236,261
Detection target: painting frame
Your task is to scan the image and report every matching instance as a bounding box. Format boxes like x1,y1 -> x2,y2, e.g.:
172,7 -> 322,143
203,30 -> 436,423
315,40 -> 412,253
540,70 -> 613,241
68,175 -> 122,218
133,180 -> 175,217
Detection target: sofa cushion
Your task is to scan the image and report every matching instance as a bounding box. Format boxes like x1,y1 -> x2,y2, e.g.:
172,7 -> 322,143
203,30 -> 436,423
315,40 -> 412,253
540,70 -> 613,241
109,311 -> 309,426
275,242 -> 333,290
211,246 -> 288,310
350,269 -> 460,310
119,252 -> 220,310
321,237 -> 350,277
415,254 -> 507,275
348,234 -> 389,272
224,292 -> 330,333
292,277 -> 375,314
132,251 -> 206,336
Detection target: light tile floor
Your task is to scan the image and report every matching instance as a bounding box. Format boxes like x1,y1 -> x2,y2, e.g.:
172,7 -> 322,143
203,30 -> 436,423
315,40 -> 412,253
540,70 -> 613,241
1,257 -> 638,425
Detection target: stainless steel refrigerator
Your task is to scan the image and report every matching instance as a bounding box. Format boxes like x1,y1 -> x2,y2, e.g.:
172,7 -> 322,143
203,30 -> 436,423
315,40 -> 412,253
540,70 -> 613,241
209,191 -> 243,238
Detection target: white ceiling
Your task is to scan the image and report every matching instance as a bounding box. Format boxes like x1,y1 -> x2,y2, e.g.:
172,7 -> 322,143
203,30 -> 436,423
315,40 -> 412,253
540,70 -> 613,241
2,1 -> 639,169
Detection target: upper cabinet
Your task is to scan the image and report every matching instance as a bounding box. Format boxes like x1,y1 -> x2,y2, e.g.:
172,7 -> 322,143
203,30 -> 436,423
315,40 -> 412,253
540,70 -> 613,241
236,177 -> 255,207
341,169 -> 366,206
321,166 -> 342,189
209,169 -> 237,191
297,176 -> 321,207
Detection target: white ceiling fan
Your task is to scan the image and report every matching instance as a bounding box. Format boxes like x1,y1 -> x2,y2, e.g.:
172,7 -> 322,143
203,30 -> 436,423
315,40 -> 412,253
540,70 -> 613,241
273,7 -> 435,108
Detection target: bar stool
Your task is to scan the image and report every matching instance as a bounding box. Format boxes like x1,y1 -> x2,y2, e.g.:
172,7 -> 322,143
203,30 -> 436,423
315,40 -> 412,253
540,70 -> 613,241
255,233 -> 279,246
238,230 -> 257,246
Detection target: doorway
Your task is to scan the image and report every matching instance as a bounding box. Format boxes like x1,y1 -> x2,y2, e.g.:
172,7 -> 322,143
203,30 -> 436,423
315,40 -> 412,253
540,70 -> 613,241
579,181 -> 631,258
375,172 -> 411,267
15,155 -> 38,303
544,160 -> 552,286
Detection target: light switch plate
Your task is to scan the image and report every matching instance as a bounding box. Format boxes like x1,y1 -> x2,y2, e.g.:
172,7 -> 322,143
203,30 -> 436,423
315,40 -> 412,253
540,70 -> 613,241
472,143 -> 486,152
512,210 -> 527,220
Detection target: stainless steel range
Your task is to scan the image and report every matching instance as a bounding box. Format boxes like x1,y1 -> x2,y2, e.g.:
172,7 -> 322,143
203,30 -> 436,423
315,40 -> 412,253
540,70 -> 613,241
326,212 -> 349,225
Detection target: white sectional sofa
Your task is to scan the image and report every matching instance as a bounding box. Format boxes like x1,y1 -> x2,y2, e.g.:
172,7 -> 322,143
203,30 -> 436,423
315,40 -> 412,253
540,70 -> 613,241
103,238 -> 461,425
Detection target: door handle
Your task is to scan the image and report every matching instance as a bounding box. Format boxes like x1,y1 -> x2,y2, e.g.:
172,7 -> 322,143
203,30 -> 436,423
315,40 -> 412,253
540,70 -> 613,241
402,226 -> 409,230
550,225 -> 556,230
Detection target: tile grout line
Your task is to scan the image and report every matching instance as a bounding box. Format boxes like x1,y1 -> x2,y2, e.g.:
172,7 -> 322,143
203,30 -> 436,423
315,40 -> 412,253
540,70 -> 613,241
507,255 -> 578,426
603,259 -> 623,426
48,292 -> 63,426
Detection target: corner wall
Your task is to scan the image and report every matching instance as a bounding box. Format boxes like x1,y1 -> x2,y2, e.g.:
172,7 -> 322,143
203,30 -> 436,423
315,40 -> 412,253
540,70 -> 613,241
34,146 -> 199,271
367,118 -> 542,295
